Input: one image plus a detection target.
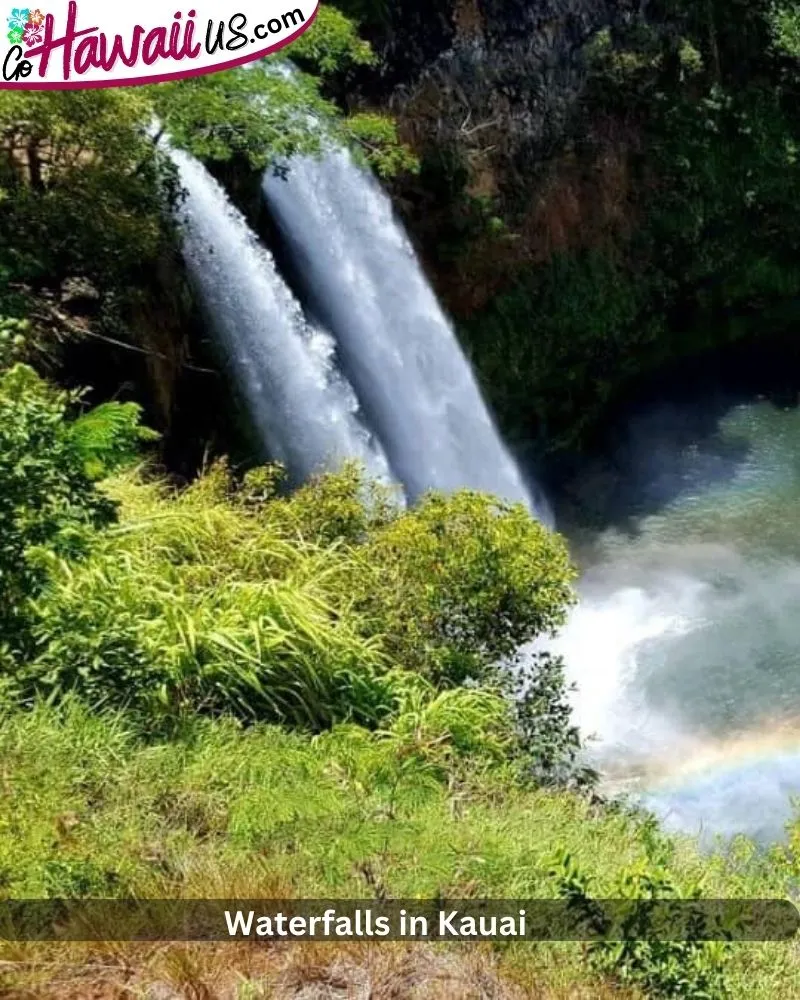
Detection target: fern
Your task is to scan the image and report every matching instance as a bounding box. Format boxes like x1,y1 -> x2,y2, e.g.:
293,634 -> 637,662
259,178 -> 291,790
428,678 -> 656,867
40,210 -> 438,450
69,402 -> 159,480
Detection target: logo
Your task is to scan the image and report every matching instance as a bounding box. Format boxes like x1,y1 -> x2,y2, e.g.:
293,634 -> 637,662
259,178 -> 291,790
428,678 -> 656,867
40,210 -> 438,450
1,0 -> 319,89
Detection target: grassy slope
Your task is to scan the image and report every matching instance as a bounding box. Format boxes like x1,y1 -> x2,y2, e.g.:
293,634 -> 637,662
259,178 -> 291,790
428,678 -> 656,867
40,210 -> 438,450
1,473 -> 798,997
1,704 -> 799,998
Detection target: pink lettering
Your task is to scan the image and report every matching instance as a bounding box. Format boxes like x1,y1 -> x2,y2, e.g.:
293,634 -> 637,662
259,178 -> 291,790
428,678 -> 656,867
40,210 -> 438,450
25,3 -> 97,79
142,26 -> 168,65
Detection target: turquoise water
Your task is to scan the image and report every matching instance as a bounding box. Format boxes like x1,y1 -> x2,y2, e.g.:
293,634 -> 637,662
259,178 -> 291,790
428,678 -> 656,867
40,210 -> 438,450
555,400 -> 800,843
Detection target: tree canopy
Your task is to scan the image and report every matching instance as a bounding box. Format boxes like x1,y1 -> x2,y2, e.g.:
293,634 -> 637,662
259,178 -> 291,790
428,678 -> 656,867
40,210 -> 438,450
0,6 -> 415,332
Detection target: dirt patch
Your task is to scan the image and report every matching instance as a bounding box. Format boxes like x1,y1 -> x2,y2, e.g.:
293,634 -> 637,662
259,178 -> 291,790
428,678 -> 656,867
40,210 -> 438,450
0,941 -> 634,999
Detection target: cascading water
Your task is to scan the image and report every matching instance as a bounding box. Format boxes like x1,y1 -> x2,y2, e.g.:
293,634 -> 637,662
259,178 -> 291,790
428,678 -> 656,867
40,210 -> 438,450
166,100 -> 800,847
167,132 -> 800,843
548,397 -> 800,844
169,145 -> 392,486
262,147 -> 547,515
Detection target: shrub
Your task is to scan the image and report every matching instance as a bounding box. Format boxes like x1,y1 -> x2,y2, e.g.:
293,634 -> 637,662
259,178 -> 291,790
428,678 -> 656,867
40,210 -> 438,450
14,465 -> 396,727
19,464 -> 578,769
506,650 -> 589,787
349,488 -> 577,686
0,365 -> 116,651
254,459 -> 400,546
23,506 -> 395,728
553,826 -> 732,999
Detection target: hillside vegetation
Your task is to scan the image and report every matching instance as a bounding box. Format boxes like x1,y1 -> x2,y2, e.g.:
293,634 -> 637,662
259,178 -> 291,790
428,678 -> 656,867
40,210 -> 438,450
0,365 -> 799,998
3,4 -> 800,999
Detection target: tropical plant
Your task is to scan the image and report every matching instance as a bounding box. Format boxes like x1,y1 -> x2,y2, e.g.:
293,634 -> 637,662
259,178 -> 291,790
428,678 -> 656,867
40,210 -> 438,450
552,829 -> 732,999
13,459 -> 578,770
21,471 -> 394,728
0,365 -> 118,651
349,488 -> 576,685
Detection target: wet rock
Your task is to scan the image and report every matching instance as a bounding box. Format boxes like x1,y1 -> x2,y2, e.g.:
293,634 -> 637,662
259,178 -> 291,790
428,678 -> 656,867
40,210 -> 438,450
59,276 -> 101,315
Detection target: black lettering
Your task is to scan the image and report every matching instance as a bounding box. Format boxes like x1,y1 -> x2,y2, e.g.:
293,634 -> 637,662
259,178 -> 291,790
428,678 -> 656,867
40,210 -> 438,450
282,9 -> 305,29
226,13 -> 248,51
2,45 -> 33,82
267,18 -> 282,33
254,22 -> 268,40
204,18 -> 225,55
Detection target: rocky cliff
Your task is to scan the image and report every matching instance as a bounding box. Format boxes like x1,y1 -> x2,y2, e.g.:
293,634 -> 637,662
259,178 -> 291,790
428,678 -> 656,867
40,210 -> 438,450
342,1 -> 646,317
362,1 -> 641,195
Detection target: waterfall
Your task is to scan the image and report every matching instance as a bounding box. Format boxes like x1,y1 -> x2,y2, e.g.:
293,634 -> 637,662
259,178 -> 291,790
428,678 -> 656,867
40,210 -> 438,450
169,146 -> 392,486
548,397 -> 800,842
262,147 -> 545,515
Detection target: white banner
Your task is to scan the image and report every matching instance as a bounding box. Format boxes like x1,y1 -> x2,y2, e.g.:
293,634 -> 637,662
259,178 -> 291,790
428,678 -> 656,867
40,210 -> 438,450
1,0 -> 319,88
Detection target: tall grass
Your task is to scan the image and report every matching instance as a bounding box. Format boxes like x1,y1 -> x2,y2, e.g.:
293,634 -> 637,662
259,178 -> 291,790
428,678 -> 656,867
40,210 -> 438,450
16,463 -> 576,741
0,703 -> 798,998
20,469 -> 396,728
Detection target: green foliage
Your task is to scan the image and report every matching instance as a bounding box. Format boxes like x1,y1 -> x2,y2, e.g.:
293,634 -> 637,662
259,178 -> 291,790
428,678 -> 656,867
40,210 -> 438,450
149,8 -> 415,177
349,488 -> 576,686
646,86 -> 800,306
0,699 -> 617,900
771,2 -> 800,56
152,64 -> 338,169
153,58 -> 417,178
255,458 -> 399,545
288,6 -> 376,74
553,830 -> 732,999
464,250 -> 662,450
0,362 -> 576,772
0,315 -> 29,368
21,471 -> 395,728
68,402 -> 159,480
27,561 -> 397,728
16,465 -> 576,767
508,651 -> 588,786
382,682 -> 514,770
0,702 -> 796,998
0,365 -> 117,651
584,24 -> 666,88
345,112 -> 420,177
0,89 -> 173,290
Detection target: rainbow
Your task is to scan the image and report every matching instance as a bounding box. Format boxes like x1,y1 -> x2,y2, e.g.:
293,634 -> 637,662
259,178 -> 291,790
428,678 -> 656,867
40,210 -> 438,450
645,723 -> 800,790
607,722 -> 800,842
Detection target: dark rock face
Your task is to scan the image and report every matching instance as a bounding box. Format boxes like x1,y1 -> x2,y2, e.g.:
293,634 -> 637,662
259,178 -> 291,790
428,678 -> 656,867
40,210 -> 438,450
368,0 -> 642,192
479,0 -> 614,43
366,0 -> 457,90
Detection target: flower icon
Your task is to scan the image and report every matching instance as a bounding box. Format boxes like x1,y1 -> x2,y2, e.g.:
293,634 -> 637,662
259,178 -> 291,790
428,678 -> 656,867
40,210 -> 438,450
22,20 -> 41,45
6,8 -> 30,31
27,7 -> 43,25
6,25 -> 23,45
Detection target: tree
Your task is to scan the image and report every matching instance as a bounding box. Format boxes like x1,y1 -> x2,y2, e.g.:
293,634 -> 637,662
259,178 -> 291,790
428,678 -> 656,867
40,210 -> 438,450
0,89 -> 174,293
151,12 -> 417,177
0,358 -> 154,655
350,489 -> 577,686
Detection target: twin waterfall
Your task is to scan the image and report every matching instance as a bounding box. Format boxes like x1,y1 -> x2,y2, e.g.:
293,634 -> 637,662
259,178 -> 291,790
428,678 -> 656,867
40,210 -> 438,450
172,142 -> 539,513
172,130 -> 800,845
171,148 -> 391,486
262,150 -> 534,506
